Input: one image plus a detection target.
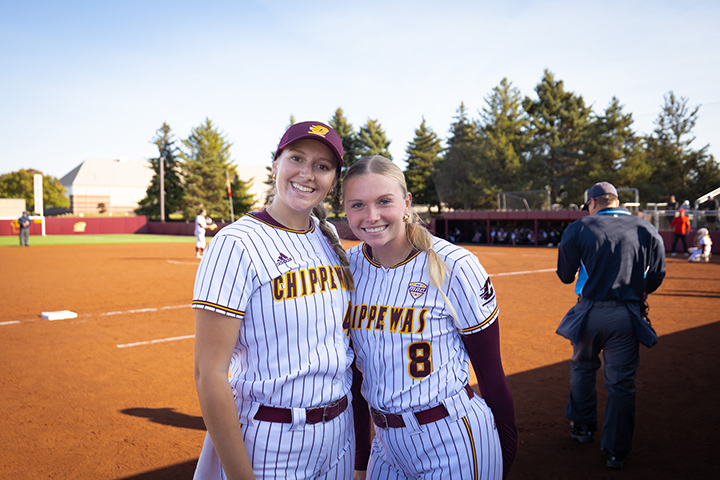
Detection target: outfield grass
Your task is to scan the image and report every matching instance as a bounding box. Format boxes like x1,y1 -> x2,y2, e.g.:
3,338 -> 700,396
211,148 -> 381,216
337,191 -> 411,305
0,234 -> 195,247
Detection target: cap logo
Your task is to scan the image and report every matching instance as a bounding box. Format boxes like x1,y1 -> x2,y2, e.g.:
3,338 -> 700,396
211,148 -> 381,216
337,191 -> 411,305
308,125 -> 329,138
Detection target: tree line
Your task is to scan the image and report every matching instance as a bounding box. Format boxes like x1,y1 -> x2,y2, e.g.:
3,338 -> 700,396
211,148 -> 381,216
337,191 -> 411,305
3,69 -> 717,219
427,70 -> 718,210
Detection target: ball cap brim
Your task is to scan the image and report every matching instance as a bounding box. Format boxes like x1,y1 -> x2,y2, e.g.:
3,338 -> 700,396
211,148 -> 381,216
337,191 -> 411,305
582,181 -> 618,210
274,121 -> 344,169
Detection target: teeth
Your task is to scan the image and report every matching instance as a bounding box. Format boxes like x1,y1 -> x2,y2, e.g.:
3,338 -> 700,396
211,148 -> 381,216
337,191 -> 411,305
292,182 -> 313,193
365,226 -> 386,233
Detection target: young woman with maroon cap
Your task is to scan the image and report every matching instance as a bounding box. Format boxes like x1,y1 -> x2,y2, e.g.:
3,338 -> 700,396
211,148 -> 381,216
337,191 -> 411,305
192,121 -> 357,479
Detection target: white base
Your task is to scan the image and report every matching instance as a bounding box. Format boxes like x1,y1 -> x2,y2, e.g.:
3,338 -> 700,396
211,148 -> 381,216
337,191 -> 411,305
41,310 -> 78,321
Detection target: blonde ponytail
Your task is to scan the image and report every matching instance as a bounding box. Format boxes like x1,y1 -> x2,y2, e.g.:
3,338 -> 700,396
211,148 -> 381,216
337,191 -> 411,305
406,210 -> 460,327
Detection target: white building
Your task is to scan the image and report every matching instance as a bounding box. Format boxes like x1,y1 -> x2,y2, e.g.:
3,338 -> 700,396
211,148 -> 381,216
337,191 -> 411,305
60,159 -> 154,215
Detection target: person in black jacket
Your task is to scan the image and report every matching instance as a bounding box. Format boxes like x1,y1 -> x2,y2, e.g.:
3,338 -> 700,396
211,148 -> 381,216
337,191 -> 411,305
556,182 -> 666,470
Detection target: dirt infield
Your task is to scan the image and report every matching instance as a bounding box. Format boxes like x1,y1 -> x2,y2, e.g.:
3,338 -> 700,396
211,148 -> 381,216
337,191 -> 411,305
1,242 -> 718,479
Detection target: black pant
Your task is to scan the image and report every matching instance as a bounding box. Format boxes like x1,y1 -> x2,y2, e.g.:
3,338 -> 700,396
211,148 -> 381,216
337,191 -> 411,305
671,233 -> 687,253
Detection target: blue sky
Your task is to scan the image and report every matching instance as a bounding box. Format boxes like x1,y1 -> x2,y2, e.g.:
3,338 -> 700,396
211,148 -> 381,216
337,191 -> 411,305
1,0 -> 718,192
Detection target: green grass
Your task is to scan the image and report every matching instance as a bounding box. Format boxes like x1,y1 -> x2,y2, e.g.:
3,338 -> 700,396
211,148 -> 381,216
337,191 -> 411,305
0,234 -> 195,247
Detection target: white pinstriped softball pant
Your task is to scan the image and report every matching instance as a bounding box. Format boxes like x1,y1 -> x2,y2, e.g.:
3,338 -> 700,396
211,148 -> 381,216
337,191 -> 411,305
366,395 -> 501,480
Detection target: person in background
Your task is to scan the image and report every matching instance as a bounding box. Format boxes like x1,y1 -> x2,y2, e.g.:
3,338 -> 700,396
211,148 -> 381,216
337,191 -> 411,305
688,228 -> 712,263
18,211 -> 30,246
556,181 -> 665,470
667,194 -> 678,211
701,195 -> 717,231
194,209 -> 216,258
669,208 -> 691,256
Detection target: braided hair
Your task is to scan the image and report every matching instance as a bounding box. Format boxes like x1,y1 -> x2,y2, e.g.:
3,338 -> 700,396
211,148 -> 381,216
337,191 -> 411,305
266,172 -> 355,292
312,202 -> 355,291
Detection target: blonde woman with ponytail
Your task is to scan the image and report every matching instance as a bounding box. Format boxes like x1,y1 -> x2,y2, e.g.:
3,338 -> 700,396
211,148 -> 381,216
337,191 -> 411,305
343,156 -> 516,480
192,121 -> 356,480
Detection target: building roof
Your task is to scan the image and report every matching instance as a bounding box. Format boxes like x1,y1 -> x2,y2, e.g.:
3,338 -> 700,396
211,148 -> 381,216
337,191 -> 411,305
60,159 -> 153,187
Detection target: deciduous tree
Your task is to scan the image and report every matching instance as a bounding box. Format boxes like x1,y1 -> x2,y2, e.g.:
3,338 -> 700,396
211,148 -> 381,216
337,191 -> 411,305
0,168 -> 69,213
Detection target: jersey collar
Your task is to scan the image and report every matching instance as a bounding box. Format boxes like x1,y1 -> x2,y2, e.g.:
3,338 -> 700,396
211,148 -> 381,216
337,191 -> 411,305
596,207 -> 631,216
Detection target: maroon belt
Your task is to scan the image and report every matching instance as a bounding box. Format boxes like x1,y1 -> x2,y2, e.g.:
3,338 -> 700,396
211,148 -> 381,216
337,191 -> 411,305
254,395 -> 348,424
371,385 -> 475,429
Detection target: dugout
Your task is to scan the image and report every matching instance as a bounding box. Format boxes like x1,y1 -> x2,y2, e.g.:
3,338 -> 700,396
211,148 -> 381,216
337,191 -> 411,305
429,210 -> 587,247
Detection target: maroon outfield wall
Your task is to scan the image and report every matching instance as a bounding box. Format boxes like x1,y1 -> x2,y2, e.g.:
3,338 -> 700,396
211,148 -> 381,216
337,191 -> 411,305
2,214 -> 717,254
1,216 -> 149,236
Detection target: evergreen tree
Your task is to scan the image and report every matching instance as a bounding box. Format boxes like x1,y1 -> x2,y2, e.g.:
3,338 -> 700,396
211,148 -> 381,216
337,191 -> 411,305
357,119 -> 392,160
404,117 -> 442,211
581,98 -> 651,199
0,169 -> 69,213
523,70 -> 593,207
645,91 -> 718,201
180,118 -> 238,221
328,108 -> 358,217
135,123 -> 184,220
433,103 -> 481,209
229,172 -> 256,217
478,78 -> 531,207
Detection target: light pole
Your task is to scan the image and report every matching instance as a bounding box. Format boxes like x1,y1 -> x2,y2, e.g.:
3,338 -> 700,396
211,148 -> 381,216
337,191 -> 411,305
159,155 -> 165,222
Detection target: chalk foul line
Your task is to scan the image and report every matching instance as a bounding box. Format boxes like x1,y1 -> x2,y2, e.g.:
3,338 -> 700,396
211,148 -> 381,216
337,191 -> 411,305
117,334 -> 195,349
100,304 -> 189,316
490,268 -> 556,277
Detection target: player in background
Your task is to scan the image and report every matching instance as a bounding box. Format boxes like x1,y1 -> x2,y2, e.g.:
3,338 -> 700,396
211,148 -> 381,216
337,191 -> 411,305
343,156 -> 516,480
194,209 -> 216,258
556,181 -> 665,469
192,121 -> 356,479
688,227 -> 712,262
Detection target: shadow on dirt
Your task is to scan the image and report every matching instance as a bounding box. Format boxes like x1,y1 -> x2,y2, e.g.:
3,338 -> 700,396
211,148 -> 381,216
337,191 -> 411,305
118,321 -> 720,480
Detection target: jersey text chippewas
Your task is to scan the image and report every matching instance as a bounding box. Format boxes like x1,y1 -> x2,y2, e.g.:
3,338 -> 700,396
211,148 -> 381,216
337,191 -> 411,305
272,265 -> 348,300
343,303 -> 429,335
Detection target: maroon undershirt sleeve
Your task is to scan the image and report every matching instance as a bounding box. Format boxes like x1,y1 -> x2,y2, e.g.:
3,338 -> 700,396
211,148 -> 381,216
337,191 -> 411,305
351,356 -> 371,470
461,318 -> 517,479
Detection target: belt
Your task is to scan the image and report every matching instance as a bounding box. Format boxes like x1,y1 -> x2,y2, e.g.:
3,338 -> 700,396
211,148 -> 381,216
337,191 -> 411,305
578,297 -> 638,307
371,385 -> 475,429
254,395 -> 348,424
592,300 -> 623,307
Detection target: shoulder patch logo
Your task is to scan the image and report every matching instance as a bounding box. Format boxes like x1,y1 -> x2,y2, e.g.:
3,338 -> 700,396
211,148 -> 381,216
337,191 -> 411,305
308,124 -> 329,137
408,282 -> 428,299
276,253 -> 292,266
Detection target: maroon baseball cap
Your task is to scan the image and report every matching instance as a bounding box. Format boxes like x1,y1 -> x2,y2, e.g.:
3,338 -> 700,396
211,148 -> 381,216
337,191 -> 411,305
274,121 -> 344,168
582,181 -> 618,210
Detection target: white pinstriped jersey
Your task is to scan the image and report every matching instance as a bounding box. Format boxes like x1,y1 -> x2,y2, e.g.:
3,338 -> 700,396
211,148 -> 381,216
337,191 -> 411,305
346,237 -> 498,414
192,213 -> 353,421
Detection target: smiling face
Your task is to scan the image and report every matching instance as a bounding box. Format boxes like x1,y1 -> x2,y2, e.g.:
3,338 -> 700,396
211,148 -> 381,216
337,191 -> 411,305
343,172 -> 412,254
270,138 -> 337,227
